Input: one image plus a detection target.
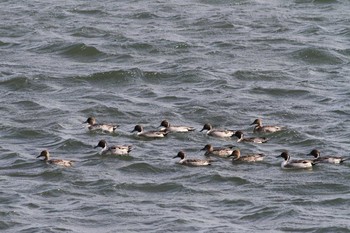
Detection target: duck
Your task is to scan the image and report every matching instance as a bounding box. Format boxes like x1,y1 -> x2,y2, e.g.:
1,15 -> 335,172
200,144 -> 234,158
37,150 -> 74,167
234,131 -> 268,143
307,149 -> 347,164
84,117 -> 119,133
131,124 -> 168,138
159,119 -> 195,133
200,123 -> 235,138
276,151 -> 316,169
173,151 -> 211,166
229,149 -> 265,162
251,118 -> 282,133
94,140 -> 132,156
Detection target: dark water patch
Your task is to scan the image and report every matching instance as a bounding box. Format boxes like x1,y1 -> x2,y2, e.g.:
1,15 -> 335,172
292,47 -> 343,65
36,187 -> 70,198
2,128 -> 55,142
318,197 -> 350,206
0,40 -> 11,47
70,8 -> 108,16
70,26 -> 111,39
133,12 -> 159,19
60,43 -> 105,61
233,70 -> 291,82
119,162 -> 164,174
311,0 -> 339,3
155,95 -> 192,104
55,138 -> 87,151
35,169 -> 66,181
0,76 -> 30,91
210,173 -> 250,185
239,206 -> 279,222
251,87 -> 310,98
217,198 -> 254,208
336,48 -> 350,57
2,159 -> 38,173
80,68 -> 143,84
173,41 -> 191,50
123,42 -> 155,52
118,182 -> 184,193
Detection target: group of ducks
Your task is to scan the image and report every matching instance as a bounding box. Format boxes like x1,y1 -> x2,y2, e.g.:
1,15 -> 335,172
36,117 -> 348,168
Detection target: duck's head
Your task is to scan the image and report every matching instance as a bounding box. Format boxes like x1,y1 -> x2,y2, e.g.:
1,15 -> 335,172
173,151 -> 186,159
200,123 -> 212,132
201,144 -> 212,151
250,118 -> 262,126
276,151 -> 289,160
159,120 -> 170,128
234,130 -> 244,138
229,149 -> 241,158
95,140 -> 107,149
84,117 -> 96,125
308,149 -> 320,158
37,150 -> 50,160
131,124 -> 143,133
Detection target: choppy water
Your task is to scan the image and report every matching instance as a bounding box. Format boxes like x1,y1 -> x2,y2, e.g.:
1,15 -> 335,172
1,0 -> 350,232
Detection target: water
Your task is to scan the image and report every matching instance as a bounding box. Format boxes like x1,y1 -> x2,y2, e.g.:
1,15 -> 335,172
1,0 -> 350,232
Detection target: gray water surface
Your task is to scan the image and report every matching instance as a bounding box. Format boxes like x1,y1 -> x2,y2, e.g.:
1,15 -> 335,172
1,0 -> 350,232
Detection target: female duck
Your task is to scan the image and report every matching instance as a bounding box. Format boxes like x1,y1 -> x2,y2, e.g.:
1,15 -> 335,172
94,140 -> 132,156
200,123 -> 235,138
234,131 -> 268,143
132,124 -> 168,138
307,149 -> 347,164
200,144 -> 234,158
84,117 -> 119,133
229,149 -> 265,162
251,118 -> 282,133
276,151 -> 316,169
159,120 -> 195,133
37,150 -> 74,167
173,151 -> 211,166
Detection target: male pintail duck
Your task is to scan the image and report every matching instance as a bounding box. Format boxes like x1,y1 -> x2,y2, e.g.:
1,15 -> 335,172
173,151 -> 211,166
200,144 -> 234,158
84,117 -> 119,133
307,149 -> 347,164
94,140 -> 132,156
234,131 -> 268,143
159,120 -> 195,133
131,124 -> 168,138
37,150 -> 74,167
251,118 -> 282,133
276,151 -> 316,169
229,149 -> 265,162
200,123 -> 235,138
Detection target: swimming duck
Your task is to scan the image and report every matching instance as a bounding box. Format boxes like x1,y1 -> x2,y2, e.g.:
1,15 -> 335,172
37,150 -> 74,167
200,123 -> 235,138
159,120 -> 195,133
94,140 -> 132,156
200,144 -> 234,158
276,151 -> 316,169
173,151 -> 211,166
234,131 -> 268,143
229,149 -> 265,162
84,117 -> 119,133
307,149 -> 347,164
131,124 -> 168,138
251,118 -> 282,133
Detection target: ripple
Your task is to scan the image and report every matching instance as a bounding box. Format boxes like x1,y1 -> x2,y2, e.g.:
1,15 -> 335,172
70,26 -> 111,38
119,162 -> 165,174
117,182 -> 184,193
292,47 -> 344,65
60,43 -> 105,61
